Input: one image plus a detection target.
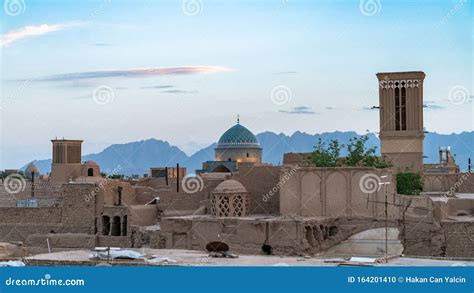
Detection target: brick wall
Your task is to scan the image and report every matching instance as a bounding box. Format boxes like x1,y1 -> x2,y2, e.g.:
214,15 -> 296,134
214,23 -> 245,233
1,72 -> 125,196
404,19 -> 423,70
0,183 -> 98,243
233,165 -> 281,215
444,222 -> 474,257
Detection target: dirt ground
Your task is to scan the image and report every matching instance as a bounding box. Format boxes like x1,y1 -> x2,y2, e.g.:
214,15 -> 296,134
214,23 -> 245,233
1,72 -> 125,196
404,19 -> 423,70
24,248 -> 474,267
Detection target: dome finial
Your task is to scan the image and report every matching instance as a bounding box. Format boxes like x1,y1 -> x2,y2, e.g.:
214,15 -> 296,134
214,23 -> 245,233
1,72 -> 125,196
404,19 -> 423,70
237,114 -> 240,124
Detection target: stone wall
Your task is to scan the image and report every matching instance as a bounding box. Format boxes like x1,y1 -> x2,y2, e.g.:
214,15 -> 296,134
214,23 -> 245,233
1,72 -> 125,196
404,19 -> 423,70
160,215 -> 400,256
232,165 -> 281,215
150,178 -> 223,216
444,222 -> 474,257
0,183 -> 98,243
98,235 -> 132,247
398,195 -> 474,257
423,172 -> 474,193
280,167 -> 397,219
26,233 -> 96,249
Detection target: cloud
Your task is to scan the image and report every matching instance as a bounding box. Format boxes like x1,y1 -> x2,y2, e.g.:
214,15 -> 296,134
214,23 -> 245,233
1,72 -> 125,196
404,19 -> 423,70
426,104 -> 445,110
141,85 -> 196,94
325,106 -> 334,110
279,106 -> 318,115
160,90 -> 198,94
425,100 -> 445,110
34,66 -> 231,82
141,85 -> 176,89
92,43 -> 113,47
1,23 -> 77,48
274,71 -> 297,75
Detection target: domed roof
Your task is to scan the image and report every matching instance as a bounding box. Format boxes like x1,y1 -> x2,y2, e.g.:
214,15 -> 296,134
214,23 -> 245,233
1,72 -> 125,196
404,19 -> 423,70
217,122 -> 260,148
213,180 -> 248,194
83,160 -> 98,166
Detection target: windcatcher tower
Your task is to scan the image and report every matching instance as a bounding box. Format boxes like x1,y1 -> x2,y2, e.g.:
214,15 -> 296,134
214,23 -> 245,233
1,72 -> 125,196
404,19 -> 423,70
50,139 -> 83,183
377,71 -> 425,172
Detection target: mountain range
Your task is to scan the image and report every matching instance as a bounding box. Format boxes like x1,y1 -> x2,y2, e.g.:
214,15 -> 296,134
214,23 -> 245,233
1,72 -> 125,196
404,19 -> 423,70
25,131 -> 473,175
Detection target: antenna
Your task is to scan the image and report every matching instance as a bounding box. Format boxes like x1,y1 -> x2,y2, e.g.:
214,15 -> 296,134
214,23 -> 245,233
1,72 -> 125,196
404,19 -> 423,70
237,114 -> 240,124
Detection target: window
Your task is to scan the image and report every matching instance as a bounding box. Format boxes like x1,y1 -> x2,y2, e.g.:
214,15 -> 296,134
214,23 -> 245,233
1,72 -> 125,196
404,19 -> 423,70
394,82 -> 407,131
401,86 -> 407,130
111,216 -> 121,236
246,153 -> 249,158
102,216 -> 110,235
87,168 -> 94,176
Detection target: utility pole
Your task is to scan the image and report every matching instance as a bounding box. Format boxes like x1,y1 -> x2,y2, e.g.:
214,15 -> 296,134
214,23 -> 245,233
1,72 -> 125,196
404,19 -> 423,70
379,175 -> 390,263
366,187 -> 432,263
31,171 -> 35,198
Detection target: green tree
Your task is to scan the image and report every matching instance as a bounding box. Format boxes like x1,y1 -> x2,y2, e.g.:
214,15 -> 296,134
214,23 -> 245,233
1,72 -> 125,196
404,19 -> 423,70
308,138 -> 342,167
108,174 -> 124,179
396,172 -> 423,195
346,136 -> 391,168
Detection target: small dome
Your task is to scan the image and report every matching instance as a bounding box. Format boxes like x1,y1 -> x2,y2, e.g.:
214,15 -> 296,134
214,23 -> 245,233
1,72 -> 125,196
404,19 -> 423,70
83,160 -> 98,166
217,123 -> 259,148
25,162 -> 40,176
213,180 -> 247,194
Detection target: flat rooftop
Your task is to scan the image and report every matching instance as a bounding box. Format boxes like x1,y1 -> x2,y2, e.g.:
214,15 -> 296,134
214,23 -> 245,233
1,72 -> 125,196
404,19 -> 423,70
25,249 -> 474,267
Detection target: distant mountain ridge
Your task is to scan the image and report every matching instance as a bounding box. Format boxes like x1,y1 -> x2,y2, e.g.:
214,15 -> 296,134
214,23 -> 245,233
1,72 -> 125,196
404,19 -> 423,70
25,131 -> 474,175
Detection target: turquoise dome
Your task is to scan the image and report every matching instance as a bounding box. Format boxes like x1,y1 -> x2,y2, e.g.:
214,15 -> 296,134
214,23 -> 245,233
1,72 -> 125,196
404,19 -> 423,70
217,123 -> 260,147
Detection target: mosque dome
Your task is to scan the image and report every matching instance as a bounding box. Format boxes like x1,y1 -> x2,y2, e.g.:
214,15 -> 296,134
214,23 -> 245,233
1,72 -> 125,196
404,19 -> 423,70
217,122 -> 260,148
214,118 -> 262,165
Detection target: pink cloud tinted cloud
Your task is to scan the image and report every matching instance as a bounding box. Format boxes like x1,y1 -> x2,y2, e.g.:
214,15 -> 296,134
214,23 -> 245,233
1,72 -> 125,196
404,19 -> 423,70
35,66 -> 232,81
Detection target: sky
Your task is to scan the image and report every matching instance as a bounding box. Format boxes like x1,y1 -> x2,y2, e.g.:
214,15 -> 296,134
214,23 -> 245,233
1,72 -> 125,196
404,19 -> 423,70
0,0 -> 473,169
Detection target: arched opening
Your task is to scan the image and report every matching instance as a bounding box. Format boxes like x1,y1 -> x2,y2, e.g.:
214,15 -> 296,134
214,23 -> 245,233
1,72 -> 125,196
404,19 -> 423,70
87,168 -> 94,177
212,165 -> 231,173
228,158 -> 232,161
102,216 -> 110,235
122,215 -> 128,236
246,153 -> 249,158
111,216 -> 121,236
329,226 -> 338,236
261,244 -> 273,255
